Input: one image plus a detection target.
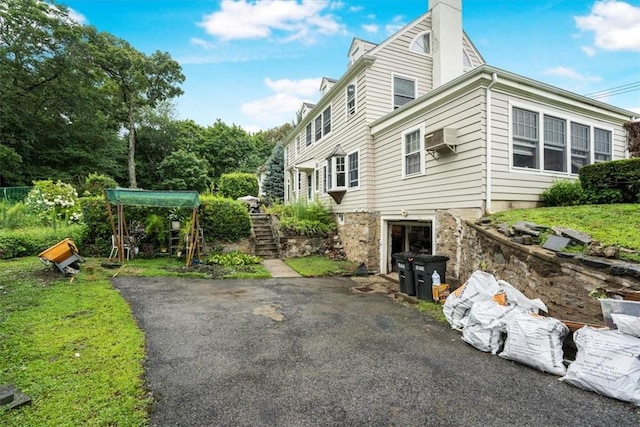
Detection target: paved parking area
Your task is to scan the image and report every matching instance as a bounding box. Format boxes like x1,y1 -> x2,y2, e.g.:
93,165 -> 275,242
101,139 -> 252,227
113,276 -> 640,426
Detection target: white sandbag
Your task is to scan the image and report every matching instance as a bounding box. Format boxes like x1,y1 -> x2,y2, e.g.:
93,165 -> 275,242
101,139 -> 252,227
611,313 -> 640,338
461,300 -> 523,353
499,311 -> 568,376
561,327 -> 640,406
497,279 -> 548,313
443,270 -> 500,330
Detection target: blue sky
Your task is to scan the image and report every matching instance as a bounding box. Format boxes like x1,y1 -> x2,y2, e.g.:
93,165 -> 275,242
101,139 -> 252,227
60,0 -> 640,132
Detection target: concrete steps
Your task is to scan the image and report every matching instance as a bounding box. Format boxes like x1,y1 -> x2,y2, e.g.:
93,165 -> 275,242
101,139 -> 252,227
251,213 -> 279,259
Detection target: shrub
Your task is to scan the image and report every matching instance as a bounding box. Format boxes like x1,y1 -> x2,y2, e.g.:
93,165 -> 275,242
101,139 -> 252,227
25,179 -> 82,226
0,201 -> 42,229
0,225 -> 86,259
579,158 -> 640,203
266,201 -> 336,236
79,196 -> 113,255
540,180 -> 585,206
217,173 -> 259,200
81,173 -> 118,197
206,250 -> 261,267
199,195 -> 251,241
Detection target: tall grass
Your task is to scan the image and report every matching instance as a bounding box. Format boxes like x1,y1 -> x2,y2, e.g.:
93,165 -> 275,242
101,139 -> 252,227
0,201 -> 43,229
267,200 -> 336,236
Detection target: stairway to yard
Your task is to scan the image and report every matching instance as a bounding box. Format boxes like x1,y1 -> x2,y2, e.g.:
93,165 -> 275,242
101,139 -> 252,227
250,213 -> 279,259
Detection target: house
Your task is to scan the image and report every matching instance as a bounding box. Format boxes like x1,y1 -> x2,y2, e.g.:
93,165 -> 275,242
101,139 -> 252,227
282,0 -> 637,276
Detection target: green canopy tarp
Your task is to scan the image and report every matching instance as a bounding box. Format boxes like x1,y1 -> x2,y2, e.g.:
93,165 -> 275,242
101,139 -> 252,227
104,188 -> 200,208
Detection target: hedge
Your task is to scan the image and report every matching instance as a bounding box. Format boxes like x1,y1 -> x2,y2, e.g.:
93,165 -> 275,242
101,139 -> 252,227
217,173 -> 259,200
199,195 -> 251,241
579,158 -> 640,203
0,225 -> 86,259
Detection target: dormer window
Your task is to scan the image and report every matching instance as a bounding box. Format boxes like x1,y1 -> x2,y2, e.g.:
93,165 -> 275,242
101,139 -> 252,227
410,31 -> 431,55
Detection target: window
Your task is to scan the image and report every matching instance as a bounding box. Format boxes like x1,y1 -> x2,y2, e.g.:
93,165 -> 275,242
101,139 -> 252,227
393,76 -> 415,109
327,159 -> 332,189
512,107 -> 539,169
346,83 -> 356,118
410,31 -> 431,55
305,123 -> 312,146
323,165 -> 327,193
335,156 -> 345,187
571,123 -> 590,174
297,172 -> 301,191
307,173 -> 312,200
315,169 -> 320,192
403,129 -> 422,176
314,115 -> 322,142
512,105 -> 615,174
594,128 -> 612,162
323,106 -> 331,135
295,135 -> 300,154
348,151 -> 359,188
543,115 -> 566,172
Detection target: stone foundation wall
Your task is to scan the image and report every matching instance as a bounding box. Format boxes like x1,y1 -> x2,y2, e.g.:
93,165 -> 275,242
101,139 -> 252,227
279,234 -> 346,259
436,210 -> 640,324
336,212 -> 380,271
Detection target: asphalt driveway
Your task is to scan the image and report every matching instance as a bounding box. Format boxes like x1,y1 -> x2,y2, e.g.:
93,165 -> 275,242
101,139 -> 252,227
113,277 -> 640,426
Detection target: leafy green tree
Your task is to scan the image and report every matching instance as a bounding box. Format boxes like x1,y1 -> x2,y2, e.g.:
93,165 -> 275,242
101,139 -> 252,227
218,173 -> 259,200
156,149 -> 210,192
262,143 -> 285,202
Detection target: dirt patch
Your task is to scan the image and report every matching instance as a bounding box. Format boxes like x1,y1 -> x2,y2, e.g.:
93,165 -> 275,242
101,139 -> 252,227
350,275 -> 398,295
253,305 -> 285,322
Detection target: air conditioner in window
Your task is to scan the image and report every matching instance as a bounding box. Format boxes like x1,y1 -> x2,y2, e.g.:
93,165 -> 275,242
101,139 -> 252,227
425,127 -> 457,158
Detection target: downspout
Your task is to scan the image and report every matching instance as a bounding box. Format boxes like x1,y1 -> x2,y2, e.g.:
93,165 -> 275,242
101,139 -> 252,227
485,72 -> 498,215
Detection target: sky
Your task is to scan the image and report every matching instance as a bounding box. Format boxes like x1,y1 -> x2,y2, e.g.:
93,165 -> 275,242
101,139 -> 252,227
59,0 -> 640,133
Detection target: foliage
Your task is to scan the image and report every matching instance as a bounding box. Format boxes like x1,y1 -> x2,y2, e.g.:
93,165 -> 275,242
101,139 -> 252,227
284,255 -> 359,277
540,180 -> 585,206
0,225 -> 86,259
0,201 -> 42,229
579,158 -> 640,203
157,149 -> 210,192
0,257 -> 149,426
199,195 -> 251,241
145,214 -> 168,247
218,173 -> 259,200
81,173 -> 118,197
490,204 -> 640,259
623,121 -> 640,158
267,201 -> 336,236
25,180 -> 82,226
78,197 -> 112,256
207,251 -> 262,267
416,301 -> 447,323
261,143 -> 285,203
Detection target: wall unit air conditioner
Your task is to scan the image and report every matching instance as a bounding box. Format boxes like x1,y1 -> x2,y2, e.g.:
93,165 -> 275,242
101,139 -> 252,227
425,127 -> 457,158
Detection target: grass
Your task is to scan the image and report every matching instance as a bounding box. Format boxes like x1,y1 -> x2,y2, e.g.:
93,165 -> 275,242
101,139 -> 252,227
416,301 -> 448,323
0,257 -> 149,426
490,204 -> 640,261
284,255 -> 360,277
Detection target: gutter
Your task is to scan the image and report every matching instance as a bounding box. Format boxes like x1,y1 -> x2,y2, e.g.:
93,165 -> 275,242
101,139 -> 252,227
485,72 -> 498,215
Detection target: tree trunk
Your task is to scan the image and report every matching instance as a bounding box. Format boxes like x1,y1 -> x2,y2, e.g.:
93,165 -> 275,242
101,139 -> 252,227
127,99 -> 137,188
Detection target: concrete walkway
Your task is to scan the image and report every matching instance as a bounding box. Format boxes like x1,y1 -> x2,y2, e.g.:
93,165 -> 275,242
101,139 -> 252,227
262,258 -> 301,277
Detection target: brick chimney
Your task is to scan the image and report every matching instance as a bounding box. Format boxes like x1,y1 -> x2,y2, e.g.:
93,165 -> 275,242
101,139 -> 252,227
429,0 -> 463,88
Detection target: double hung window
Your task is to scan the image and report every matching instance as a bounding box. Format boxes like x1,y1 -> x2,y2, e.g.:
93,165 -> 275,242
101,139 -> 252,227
393,76 -> 416,109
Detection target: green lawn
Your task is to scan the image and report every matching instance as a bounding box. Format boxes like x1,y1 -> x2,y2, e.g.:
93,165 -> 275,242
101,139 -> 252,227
491,204 -> 640,260
284,255 -> 360,277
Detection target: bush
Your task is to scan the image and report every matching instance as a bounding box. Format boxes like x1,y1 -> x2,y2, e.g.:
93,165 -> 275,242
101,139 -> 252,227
206,251 -> 261,267
540,180 -> 585,206
79,196 -> 113,256
199,195 -> 251,241
218,173 -> 259,200
25,180 -> 82,226
81,173 -> 118,197
0,225 -> 86,259
0,201 -> 43,229
266,201 -> 336,236
579,158 -> 640,203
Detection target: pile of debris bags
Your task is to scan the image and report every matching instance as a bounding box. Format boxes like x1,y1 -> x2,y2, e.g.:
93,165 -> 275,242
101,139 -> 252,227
443,270 -> 640,406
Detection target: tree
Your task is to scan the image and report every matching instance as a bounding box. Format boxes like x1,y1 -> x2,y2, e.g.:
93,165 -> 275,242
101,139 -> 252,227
156,149 -> 210,193
262,143 -> 285,203
87,30 -> 185,188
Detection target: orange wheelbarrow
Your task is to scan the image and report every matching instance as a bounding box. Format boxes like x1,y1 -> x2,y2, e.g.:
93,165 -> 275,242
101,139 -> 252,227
38,238 -> 84,274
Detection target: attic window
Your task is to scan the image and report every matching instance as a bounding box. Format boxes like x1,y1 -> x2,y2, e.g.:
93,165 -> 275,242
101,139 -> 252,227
463,50 -> 472,69
410,31 -> 431,55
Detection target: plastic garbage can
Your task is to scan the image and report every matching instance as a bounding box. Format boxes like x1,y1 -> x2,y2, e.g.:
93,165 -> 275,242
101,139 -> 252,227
392,252 -> 416,296
413,254 -> 449,301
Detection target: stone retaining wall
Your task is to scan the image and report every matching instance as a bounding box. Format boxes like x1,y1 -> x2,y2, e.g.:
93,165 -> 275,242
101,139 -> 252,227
436,210 -> 640,324
336,212 -> 380,270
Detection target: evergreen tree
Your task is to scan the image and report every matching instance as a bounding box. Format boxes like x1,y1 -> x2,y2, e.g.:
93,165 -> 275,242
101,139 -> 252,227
262,143 -> 284,203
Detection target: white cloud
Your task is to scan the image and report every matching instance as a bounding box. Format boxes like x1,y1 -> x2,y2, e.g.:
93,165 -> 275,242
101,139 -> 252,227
385,15 -> 406,36
67,8 -> 87,25
544,66 -> 603,84
574,0 -> 640,52
240,77 -> 322,129
198,0 -> 346,43
350,6 -> 364,13
581,46 -> 596,57
190,37 -> 215,50
362,24 -> 379,34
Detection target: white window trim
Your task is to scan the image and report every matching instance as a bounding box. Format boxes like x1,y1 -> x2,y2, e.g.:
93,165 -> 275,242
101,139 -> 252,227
305,123 -> 313,147
401,124 -> 425,179
347,149 -> 360,190
508,100 -> 616,177
345,80 -> 357,120
391,73 -> 418,110
409,31 -> 432,56
312,104 -> 332,143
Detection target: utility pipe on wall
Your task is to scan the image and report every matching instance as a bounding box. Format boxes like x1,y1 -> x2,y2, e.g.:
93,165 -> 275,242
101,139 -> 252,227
485,72 -> 498,214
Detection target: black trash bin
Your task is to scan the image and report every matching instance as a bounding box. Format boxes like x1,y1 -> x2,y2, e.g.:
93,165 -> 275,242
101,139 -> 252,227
392,252 -> 416,296
413,254 -> 449,301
